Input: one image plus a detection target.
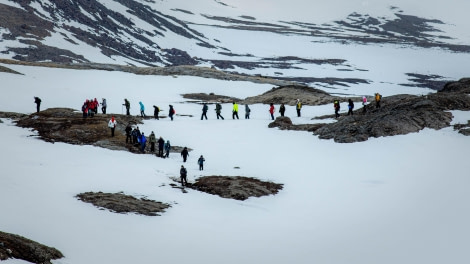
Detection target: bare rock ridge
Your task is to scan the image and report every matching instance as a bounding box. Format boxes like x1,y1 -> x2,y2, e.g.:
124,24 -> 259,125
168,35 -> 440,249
0,231 -> 63,264
266,78 -> 470,143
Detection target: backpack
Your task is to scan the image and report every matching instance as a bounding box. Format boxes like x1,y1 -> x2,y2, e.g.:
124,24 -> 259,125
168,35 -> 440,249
171,108 -> 175,114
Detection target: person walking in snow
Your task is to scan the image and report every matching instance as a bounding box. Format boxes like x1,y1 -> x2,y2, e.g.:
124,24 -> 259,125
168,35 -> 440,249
139,101 -> 145,117
93,98 -> 99,114
232,102 -> 239,119
164,140 -> 171,158
140,132 -> 147,153
181,147 -> 189,162
125,123 -> 132,144
108,116 -> 117,137
245,104 -> 251,119
201,103 -> 208,120
153,105 -> 160,120
362,96 -> 368,113
279,103 -> 286,117
157,136 -> 165,158
198,155 -> 205,171
101,98 -> 107,114
82,100 -> 88,118
347,99 -> 354,116
296,99 -> 302,117
375,93 -> 382,109
334,100 -> 340,118
269,103 -> 275,120
180,165 -> 188,186
123,99 -> 130,115
148,131 -> 157,152
34,96 -> 41,113
168,105 -> 175,121
215,103 -> 224,120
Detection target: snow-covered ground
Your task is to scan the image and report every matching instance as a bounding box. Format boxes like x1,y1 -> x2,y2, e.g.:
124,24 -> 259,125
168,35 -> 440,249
1,64 -> 470,264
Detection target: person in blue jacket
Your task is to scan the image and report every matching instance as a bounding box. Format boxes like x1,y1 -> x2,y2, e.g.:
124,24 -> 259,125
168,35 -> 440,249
140,132 -> 147,153
139,101 -> 145,117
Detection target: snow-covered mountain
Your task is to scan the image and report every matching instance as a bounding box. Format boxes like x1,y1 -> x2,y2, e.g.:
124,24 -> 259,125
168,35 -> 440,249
1,0 -> 470,92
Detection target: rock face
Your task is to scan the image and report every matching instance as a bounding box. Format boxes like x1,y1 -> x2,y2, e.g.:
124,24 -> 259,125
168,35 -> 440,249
268,116 -> 323,132
312,79 -> 470,143
0,231 -> 63,263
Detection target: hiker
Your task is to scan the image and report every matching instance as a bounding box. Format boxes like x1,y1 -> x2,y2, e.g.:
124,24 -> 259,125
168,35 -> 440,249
123,99 -> 130,115
362,96 -> 368,113
201,103 -> 208,120
82,100 -> 88,118
347,99 -> 354,115
180,165 -> 188,186
215,103 -> 224,120
164,140 -> 171,158
153,105 -> 160,120
375,93 -> 382,108
269,103 -> 275,120
198,155 -> 205,171
135,127 -> 142,146
34,97 -> 41,113
101,98 -> 107,114
157,136 -> 165,157
232,102 -> 239,119
87,99 -> 94,117
93,98 -> 99,114
245,104 -> 251,119
181,147 -> 189,162
279,103 -> 286,117
108,116 -> 117,137
148,131 -> 157,152
125,124 -> 132,143
334,100 -> 340,118
140,132 -> 147,153
139,101 -> 145,117
131,127 -> 138,144
168,105 -> 175,121
296,99 -> 302,117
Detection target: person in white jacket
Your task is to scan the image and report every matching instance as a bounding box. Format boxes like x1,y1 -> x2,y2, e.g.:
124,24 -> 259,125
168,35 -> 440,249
108,116 -> 117,137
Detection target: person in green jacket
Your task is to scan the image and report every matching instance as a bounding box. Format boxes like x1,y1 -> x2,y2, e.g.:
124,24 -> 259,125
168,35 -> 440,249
232,102 -> 239,119
148,131 -> 157,152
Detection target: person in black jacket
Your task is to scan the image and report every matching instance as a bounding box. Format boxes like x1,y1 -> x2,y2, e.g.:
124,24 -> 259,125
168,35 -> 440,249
34,97 -> 41,113
157,136 -> 165,158
279,103 -> 286,117
125,124 -> 132,143
181,147 -> 189,162
180,165 -> 188,186
201,103 -> 208,120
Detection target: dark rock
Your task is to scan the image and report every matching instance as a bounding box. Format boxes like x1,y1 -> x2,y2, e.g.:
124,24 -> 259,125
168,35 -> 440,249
189,176 -> 283,201
0,231 -> 63,263
76,192 -> 171,216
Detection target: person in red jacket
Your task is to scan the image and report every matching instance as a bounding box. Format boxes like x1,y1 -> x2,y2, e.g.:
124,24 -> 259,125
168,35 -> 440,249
269,103 -> 275,120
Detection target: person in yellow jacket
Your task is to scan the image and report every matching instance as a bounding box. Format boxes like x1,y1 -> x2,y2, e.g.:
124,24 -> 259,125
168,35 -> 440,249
375,93 -> 382,108
232,102 -> 239,119
296,99 -> 302,117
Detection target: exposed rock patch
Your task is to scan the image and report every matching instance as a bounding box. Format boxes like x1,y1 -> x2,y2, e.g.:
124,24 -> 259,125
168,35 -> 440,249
268,116 -> 323,132
242,84 -> 360,106
312,84 -> 470,142
76,192 -> 171,216
0,231 -> 63,264
189,176 -> 283,201
13,108 -> 184,154
182,93 -> 241,103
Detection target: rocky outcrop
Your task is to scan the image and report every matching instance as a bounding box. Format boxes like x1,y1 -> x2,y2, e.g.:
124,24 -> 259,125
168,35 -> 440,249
243,85 -> 361,106
312,79 -> 470,143
268,116 -> 323,132
0,231 -> 63,263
